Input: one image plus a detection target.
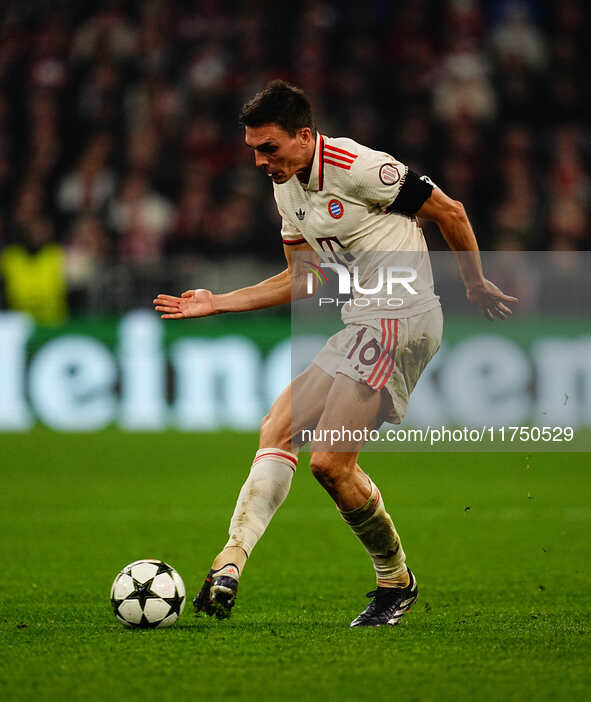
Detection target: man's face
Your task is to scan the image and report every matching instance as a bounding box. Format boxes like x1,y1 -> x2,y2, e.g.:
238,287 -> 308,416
245,124 -> 313,184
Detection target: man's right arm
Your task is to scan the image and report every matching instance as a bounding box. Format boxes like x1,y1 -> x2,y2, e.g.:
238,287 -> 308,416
153,240 -> 314,320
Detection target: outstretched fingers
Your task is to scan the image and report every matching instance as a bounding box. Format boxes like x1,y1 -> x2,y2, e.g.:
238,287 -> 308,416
154,294 -> 182,304
153,293 -> 183,319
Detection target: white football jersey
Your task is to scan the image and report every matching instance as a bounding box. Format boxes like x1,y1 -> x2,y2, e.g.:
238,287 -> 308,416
273,133 -> 440,322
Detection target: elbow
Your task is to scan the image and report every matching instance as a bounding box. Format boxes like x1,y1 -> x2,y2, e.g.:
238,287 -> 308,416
291,271 -> 314,299
429,198 -> 468,229
443,199 -> 468,226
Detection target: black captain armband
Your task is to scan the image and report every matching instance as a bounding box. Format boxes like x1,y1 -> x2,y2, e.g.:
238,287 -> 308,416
386,170 -> 434,216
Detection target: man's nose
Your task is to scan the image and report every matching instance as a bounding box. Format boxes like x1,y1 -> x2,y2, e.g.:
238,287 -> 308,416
254,152 -> 268,168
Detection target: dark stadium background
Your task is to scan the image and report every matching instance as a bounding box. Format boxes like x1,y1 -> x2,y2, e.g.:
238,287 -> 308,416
0,0 -> 589,320
1,3 -> 590,702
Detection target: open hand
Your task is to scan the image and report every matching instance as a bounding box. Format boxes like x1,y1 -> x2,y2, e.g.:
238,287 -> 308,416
466,279 -> 519,321
153,289 -> 217,319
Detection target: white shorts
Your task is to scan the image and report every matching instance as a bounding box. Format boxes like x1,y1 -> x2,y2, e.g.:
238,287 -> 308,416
312,306 -> 443,424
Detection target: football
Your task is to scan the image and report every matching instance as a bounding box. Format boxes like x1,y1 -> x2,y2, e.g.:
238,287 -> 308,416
110,559 -> 186,628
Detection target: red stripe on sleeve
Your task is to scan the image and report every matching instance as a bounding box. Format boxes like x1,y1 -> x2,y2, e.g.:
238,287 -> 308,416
324,143 -> 358,159
323,158 -> 352,170
322,150 -> 356,164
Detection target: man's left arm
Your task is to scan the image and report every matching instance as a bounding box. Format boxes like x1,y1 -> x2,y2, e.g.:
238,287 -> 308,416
415,185 -> 518,320
351,153 -> 518,320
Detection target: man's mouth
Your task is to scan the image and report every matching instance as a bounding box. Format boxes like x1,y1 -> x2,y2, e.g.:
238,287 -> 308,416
264,166 -> 284,180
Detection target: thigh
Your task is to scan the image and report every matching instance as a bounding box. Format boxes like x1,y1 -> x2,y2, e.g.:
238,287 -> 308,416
313,320 -> 389,391
260,363 -> 335,451
381,306 -> 443,424
310,371 -> 389,454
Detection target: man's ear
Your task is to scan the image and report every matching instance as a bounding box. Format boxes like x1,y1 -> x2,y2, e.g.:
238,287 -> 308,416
298,127 -> 313,145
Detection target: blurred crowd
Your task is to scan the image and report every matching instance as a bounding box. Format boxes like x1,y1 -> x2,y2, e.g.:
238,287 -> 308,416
0,0 -> 589,321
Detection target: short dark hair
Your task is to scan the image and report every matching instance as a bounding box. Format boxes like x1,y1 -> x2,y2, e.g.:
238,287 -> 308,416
239,80 -> 315,136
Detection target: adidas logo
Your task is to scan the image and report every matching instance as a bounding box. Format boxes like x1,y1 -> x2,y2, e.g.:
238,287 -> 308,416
296,208 -> 305,220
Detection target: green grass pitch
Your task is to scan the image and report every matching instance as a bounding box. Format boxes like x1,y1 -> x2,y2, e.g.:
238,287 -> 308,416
1,430 -> 590,701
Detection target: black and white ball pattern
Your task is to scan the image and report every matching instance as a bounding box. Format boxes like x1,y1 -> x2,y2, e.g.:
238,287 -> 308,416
110,559 -> 186,628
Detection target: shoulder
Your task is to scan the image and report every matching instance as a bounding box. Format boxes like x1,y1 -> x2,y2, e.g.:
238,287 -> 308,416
44,243 -> 65,255
321,136 -> 372,196
0,244 -> 22,261
322,136 -> 402,181
322,136 -> 364,174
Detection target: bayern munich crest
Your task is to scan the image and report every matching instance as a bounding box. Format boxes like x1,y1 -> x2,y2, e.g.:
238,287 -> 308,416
328,199 -> 344,219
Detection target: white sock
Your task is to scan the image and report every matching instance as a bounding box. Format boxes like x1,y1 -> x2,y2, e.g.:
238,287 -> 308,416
224,448 -> 297,557
339,479 -> 407,584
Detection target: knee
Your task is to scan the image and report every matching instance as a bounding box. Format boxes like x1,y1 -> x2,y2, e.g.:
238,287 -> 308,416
259,409 -> 291,451
309,453 -> 349,491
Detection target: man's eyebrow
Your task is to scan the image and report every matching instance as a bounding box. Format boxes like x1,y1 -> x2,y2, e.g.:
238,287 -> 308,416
246,141 -> 276,152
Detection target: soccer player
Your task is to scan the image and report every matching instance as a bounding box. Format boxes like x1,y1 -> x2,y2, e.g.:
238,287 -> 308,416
153,80 -> 517,627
